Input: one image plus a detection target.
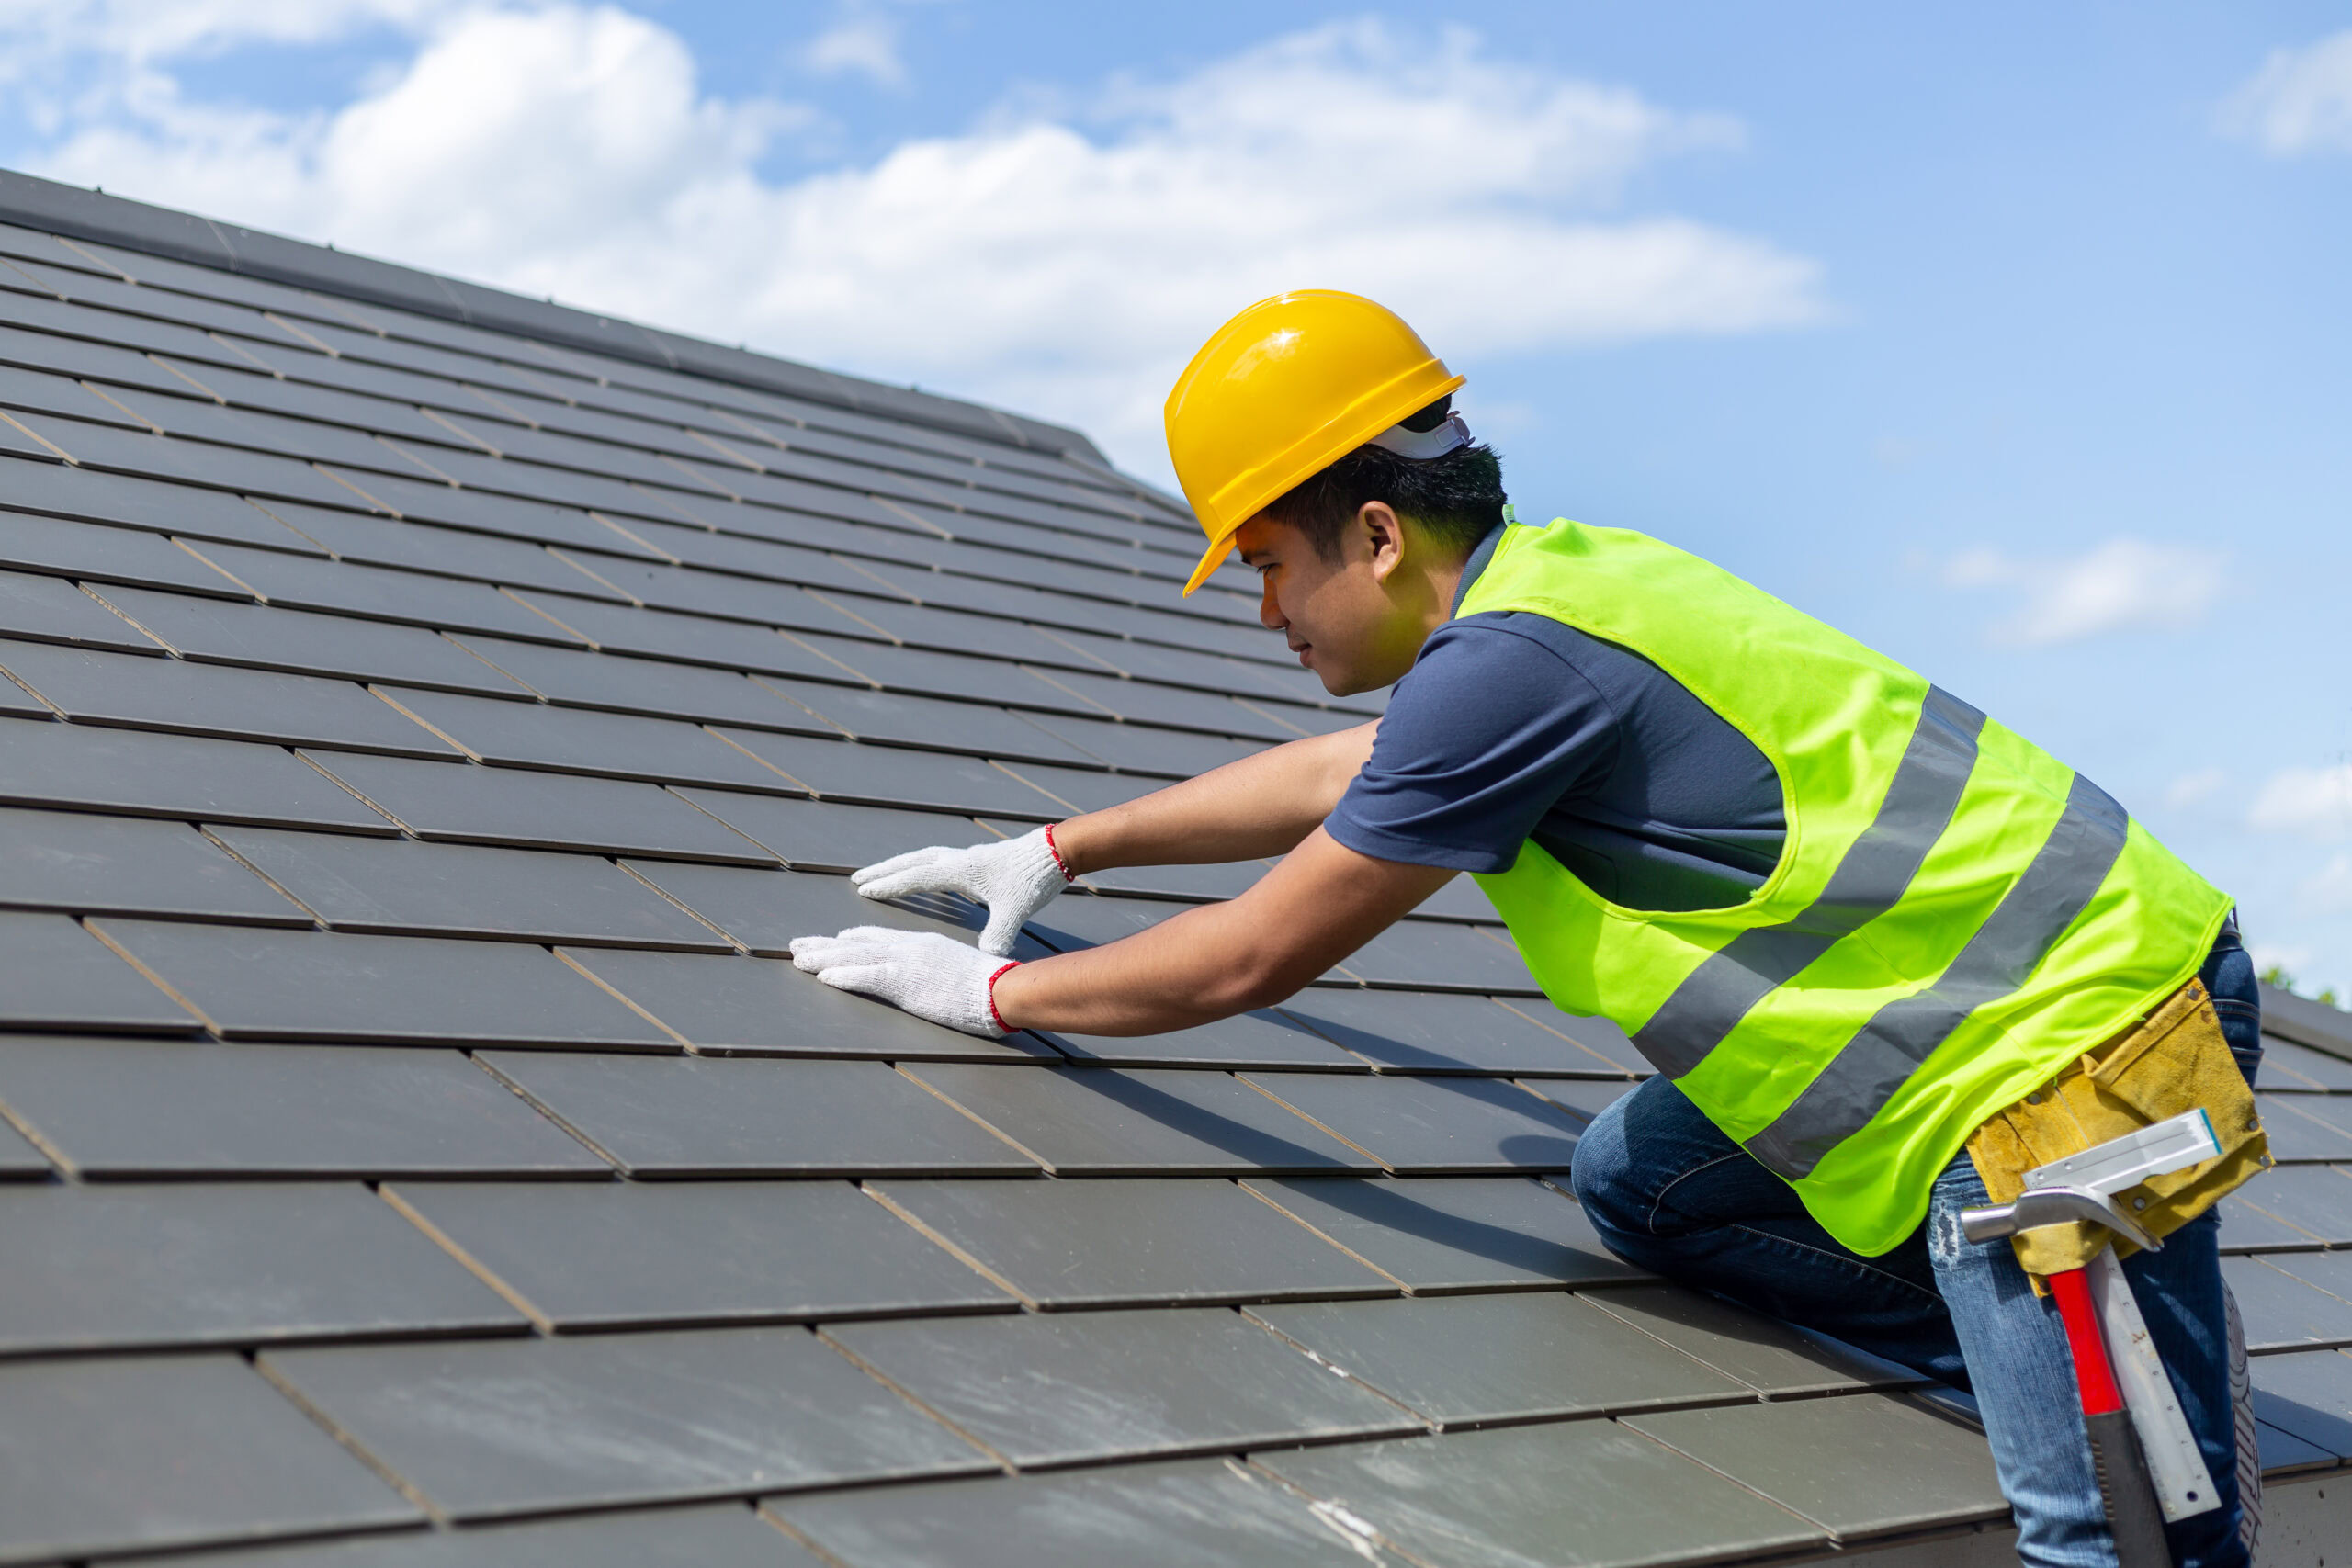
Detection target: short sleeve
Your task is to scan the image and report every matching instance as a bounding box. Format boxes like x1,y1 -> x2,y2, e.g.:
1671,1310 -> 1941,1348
1325,614 -> 1619,874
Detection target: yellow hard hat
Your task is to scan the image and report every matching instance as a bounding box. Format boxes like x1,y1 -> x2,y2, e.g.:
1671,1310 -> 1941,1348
1165,290 -> 1464,595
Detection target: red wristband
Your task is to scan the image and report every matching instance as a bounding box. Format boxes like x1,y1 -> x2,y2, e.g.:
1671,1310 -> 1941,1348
985,961 -> 1020,1034
1043,823 -> 1075,883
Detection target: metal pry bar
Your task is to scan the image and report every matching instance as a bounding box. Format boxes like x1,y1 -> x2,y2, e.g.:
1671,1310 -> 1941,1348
2023,1109 -> 2222,1198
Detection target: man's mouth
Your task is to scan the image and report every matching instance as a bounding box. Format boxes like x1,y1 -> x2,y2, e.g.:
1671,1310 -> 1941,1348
1290,642 -> 1312,666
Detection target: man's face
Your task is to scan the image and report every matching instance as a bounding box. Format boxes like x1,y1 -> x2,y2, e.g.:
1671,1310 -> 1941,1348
1234,506 -> 1428,696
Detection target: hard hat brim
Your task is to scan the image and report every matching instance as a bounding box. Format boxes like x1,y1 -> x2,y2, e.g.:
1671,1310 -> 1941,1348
1182,531 -> 1239,597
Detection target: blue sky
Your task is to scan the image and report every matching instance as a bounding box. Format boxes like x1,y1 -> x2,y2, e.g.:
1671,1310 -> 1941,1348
4,2 -> 2346,990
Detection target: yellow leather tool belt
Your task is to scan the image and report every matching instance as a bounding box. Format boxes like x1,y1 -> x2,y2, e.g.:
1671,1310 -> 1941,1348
1966,978 -> 2270,1280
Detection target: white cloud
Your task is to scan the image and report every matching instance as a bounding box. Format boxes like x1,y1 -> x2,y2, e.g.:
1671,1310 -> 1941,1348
2298,853 -> 2352,915
1940,537 -> 2228,647
2219,29 -> 2352,156
9,5 -> 1823,473
2165,766 -> 2227,809
803,13 -> 904,88
2250,762 -> 2352,840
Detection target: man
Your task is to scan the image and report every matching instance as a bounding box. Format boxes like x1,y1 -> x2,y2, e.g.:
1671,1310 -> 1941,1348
791,291 -> 2265,1568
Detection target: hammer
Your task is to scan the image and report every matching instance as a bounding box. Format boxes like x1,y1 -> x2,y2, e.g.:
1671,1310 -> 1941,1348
1960,1110 -> 2225,1568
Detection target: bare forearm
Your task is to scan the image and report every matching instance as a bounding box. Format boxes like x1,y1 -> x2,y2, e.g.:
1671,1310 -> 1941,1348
993,827 -> 1453,1035
1052,721 -> 1377,874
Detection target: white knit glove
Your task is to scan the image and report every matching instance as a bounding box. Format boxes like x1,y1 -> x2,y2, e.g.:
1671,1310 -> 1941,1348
851,825 -> 1071,957
787,926 -> 1015,1038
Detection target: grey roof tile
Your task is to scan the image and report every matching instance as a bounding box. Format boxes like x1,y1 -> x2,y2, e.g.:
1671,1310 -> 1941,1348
1241,1074 -> 1583,1176
2262,1251 -> 2352,1306
0,1181 -> 524,1355
0,807 -> 305,924
0,507 -> 256,596
184,540 -> 589,644
2211,1166 -> 2342,1241
828,1305 -> 1420,1467
314,467 -> 638,554
990,760 -> 1163,816
377,687 -> 797,793
1580,1284 -> 1924,1397
2222,1164 -> 2352,1245
1241,1177 -> 1650,1293
1502,1001 -> 1653,1073
1023,665 -> 1303,742
503,592 -> 860,677
2218,1191 -> 2328,1252
813,595 -> 1112,669
0,566 -> 162,649
549,557 -> 898,631
477,1052 -> 1039,1177
2256,1037 -> 2352,1091
300,750 -> 774,862
900,1064 -> 1379,1177
0,671 -> 46,718
86,918 -> 675,1046
586,535 -> 910,605
0,637 -> 460,756
0,717 -> 398,833
787,633 -> 1102,717
12,410 -> 381,509
867,1178 -> 1394,1310
0,1354 -> 418,1562
0,1037 -> 607,1179
2256,1415 -> 2339,1473
1511,1077 -> 1643,1127
2249,1348 -> 2352,1458
557,943 -> 1052,1061
447,637 -> 836,731
1249,1292 -> 1747,1428
605,861 -> 1053,964
386,1179 -> 1010,1332
167,1503 -> 825,1568
715,728 -> 1068,818
263,1327 -> 989,1520
772,1456 -> 1405,1568
2262,986 -> 2352,1055
1007,709 -> 1267,778
1071,855 -> 1273,901
254,503 -> 647,600
2254,1096 -> 2352,1161
763,681 -> 1102,768
2222,1256 -> 2352,1349
1277,990 -> 1634,1078
207,829 -> 730,949
0,908 -> 199,1032
88,583 -> 537,695
1032,1010 -> 1369,1072
1335,921 -> 1544,994
668,794 -> 984,873
1624,1395 -> 2007,1542
1254,1421 -> 1827,1568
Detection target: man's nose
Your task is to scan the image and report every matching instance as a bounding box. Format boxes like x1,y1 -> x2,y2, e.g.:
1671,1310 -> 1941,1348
1257,581 -> 1283,631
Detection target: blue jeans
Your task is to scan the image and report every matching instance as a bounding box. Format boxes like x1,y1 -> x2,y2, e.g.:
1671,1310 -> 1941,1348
1572,931 -> 2261,1568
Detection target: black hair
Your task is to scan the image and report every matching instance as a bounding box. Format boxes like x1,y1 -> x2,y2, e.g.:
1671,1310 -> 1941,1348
1261,395 -> 1507,562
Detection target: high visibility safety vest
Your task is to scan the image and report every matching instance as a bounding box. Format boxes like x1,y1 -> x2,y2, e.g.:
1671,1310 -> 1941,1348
1461,521 -> 2233,1256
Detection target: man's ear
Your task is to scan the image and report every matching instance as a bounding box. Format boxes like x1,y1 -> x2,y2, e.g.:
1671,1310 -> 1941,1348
1358,501 -> 1407,584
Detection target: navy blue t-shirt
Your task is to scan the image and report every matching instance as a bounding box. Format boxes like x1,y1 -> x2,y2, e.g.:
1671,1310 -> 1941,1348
1326,528 -> 1788,913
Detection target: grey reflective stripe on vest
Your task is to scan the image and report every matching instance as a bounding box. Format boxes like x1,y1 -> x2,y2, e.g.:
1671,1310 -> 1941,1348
1633,687 -> 1987,1077
1742,772 -> 2132,1179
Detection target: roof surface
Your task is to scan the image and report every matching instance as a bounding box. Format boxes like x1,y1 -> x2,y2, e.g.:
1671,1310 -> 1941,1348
0,173 -> 2347,1568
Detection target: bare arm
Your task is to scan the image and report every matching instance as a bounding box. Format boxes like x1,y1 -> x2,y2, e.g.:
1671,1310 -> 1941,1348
992,825 -> 1453,1034
1051,720 -> 1378,874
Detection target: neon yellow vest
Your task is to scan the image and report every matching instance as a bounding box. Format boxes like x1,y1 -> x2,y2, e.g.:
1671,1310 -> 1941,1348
1461,521 -> 2232,1255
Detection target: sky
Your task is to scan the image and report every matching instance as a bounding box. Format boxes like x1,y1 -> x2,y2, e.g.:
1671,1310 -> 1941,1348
1,1 -> 2346,993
